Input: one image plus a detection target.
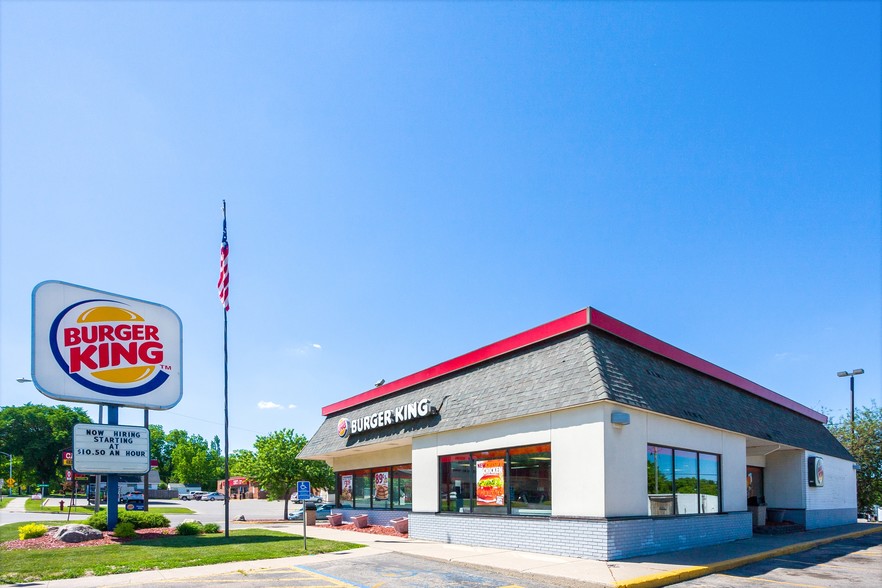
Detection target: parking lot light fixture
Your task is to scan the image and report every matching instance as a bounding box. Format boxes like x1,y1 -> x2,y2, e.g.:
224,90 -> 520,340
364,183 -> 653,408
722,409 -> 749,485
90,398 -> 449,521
837,369 -> 865,438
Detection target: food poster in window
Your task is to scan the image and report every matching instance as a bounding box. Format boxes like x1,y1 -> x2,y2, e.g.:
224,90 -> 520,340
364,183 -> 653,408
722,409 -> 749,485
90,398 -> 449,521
374,471 -> 389,501
476,458 -> 505,506
340,475 -> 353,502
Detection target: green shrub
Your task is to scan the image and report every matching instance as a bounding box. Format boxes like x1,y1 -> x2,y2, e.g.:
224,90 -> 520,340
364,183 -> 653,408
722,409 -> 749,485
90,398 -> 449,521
18,523 -> 48,540
113,521 -> 136,539
202,523 -> 220,534
86,510 -> 170,531
176,521 -> 203,535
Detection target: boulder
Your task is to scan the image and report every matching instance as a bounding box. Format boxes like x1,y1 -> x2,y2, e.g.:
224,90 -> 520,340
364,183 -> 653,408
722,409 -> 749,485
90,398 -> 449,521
54,524 -> 104,543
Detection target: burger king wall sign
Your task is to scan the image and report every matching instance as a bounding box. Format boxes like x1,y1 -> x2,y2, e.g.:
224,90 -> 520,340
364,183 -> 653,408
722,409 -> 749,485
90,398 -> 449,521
31,281 -> 183,410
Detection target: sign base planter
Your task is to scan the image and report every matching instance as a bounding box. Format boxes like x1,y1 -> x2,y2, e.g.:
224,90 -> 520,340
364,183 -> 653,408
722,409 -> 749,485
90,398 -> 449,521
352,514 -> 369,528
328,513 -> 343,526
390,517 -> 408,534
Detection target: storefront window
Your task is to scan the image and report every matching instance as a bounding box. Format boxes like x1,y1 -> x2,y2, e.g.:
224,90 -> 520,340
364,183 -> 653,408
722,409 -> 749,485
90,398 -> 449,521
699,453 -> 720,513
439,444 -> 552,516
648,444 -> 720,517
474,449 -> 507,515
647,445 -> 674,516
674,449 -> 698,514
440,454 -> 472,512
338,473 -> 354,508
353,469 -> 371,509
335,465 -> 412,510
392,465 -> 412,510
509,444 -> 551,516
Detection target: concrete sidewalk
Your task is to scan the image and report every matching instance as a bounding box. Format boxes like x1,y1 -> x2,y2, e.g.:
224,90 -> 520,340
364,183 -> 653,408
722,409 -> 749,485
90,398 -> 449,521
20,519 -> 882,588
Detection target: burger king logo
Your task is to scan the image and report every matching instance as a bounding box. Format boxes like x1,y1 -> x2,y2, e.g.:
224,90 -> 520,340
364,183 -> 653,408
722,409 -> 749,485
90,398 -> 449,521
32,281 -> 182,409
49,299 -> 169,397
337,418 -> 350,438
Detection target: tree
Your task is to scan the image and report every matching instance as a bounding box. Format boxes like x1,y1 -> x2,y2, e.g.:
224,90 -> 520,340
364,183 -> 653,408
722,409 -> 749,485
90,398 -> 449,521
0,403 -> 91,491
148,425 -> 172,482
826,400 -> 882,512
169,433 -> 224,489
237,429 -> 334,519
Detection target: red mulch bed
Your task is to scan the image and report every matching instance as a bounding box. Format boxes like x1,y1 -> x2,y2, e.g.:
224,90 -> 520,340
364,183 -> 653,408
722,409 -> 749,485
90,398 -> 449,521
321,523 -> 407,538
3,527 -> 175,551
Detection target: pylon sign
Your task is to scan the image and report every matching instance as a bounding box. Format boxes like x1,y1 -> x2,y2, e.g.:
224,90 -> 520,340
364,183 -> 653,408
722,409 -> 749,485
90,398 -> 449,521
32,281 -> 182,410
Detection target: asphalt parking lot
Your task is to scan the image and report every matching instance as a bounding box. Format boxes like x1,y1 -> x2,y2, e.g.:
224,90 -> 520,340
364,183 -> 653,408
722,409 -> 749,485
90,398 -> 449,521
110,552 -> 577,588
674,531 -> 882,587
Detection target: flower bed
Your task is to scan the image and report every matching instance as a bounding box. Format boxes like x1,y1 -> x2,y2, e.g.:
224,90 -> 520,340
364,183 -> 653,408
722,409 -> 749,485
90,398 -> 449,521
322,522 -> 407,538
3,527 -> 175,550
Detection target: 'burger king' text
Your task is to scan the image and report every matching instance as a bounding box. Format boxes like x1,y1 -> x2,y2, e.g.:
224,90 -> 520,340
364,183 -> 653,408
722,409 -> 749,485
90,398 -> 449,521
64,324 -> 163,373
347,398 -> 434,436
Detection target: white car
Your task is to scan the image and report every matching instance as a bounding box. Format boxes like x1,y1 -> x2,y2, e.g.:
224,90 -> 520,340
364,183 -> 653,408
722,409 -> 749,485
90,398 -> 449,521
180,491 -> 206,501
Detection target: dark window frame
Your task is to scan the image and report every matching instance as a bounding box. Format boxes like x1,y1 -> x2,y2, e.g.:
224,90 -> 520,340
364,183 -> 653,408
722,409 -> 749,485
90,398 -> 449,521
647,443 -> 721,517
438,443 -> 551,517
335,463 -> 413,511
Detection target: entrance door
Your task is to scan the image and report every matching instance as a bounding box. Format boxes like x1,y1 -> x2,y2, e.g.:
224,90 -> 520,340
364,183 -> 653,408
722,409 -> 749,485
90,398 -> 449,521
747,466 -> 764,504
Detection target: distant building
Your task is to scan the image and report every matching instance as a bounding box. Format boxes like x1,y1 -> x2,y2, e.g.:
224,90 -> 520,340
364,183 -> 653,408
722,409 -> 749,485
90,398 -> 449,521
217,476 -> 266,499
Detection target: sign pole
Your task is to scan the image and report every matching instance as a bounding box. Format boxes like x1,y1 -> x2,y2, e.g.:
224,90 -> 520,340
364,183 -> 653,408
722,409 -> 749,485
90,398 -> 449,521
143,409 -> 149,512
107,405 -> 119,532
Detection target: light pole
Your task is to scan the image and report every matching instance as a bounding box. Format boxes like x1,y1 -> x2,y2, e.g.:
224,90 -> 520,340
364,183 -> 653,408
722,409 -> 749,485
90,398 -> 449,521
836,369 -> 865,438
0,451 -> 12,497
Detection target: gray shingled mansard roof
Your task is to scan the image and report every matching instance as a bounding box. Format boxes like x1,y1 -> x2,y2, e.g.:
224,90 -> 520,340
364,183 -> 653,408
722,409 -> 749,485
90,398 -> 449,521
299,326 -> 852,462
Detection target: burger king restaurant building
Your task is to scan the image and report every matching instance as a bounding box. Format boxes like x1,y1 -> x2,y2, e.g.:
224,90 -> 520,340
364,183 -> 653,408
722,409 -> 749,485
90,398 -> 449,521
299,308 -> 856,560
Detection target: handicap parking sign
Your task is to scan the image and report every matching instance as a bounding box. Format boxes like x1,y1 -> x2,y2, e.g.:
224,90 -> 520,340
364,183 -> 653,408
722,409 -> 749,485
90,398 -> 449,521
297,481 -> 311,501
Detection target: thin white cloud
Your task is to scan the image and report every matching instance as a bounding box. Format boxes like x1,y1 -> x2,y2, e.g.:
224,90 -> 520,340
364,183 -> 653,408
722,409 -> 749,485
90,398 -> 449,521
288,404 -> 297,409
284,343 -> 323,356
257,401 -> 284,410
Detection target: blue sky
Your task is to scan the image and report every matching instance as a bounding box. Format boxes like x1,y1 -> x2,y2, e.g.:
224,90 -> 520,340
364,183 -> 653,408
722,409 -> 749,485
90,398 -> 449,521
1,1 -> 879,452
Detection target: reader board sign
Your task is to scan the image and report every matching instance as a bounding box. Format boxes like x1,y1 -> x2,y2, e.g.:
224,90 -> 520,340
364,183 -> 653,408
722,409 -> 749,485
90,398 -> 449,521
32,281 -> 182,410
73,423 -> 150,475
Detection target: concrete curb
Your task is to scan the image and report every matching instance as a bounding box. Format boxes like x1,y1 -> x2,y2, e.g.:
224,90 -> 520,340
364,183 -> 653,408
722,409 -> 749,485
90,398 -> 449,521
613,526 -> 882,588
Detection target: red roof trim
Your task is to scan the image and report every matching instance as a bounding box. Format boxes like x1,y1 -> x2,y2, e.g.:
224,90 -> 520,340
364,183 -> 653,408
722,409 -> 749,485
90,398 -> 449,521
321,309 -> 589,416
321,307 -> 826,424
587,308 -> 827,423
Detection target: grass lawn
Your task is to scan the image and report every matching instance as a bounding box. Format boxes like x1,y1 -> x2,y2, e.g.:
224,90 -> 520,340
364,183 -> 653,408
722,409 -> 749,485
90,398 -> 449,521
0,497 -> 11,509
23,498 -> 192,515
0,523 -> 364,584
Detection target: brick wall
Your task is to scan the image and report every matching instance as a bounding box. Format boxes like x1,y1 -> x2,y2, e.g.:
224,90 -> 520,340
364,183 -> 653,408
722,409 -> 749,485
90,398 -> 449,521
410,512 -> 752,561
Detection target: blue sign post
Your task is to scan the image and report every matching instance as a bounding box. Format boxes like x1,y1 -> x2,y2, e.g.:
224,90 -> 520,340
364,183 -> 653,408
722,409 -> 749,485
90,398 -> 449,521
297,481 -> 311,549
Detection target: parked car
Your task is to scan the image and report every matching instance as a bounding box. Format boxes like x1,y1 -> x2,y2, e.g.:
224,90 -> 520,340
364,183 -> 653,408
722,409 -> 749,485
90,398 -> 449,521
291,494 -> 323,504
121,491 -> 143,501
179,491 -> 206,501
287,503 -> 334,520
203,492 -> 225,501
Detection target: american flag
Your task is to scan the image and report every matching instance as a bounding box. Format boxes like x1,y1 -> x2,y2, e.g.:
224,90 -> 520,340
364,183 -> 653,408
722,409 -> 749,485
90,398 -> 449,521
218,201 -> 230,311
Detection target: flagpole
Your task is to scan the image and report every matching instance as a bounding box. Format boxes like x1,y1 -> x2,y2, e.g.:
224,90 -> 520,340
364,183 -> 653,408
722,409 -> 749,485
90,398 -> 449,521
223,301 -> 229,537
219,200 -> 231,538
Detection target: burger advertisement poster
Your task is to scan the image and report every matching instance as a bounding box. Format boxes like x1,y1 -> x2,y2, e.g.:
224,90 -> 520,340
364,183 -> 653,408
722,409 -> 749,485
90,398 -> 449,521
374,471 -> 389,501
476,459 -> 505,506
340,475 -> 353,501
31,281 -> 183,410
